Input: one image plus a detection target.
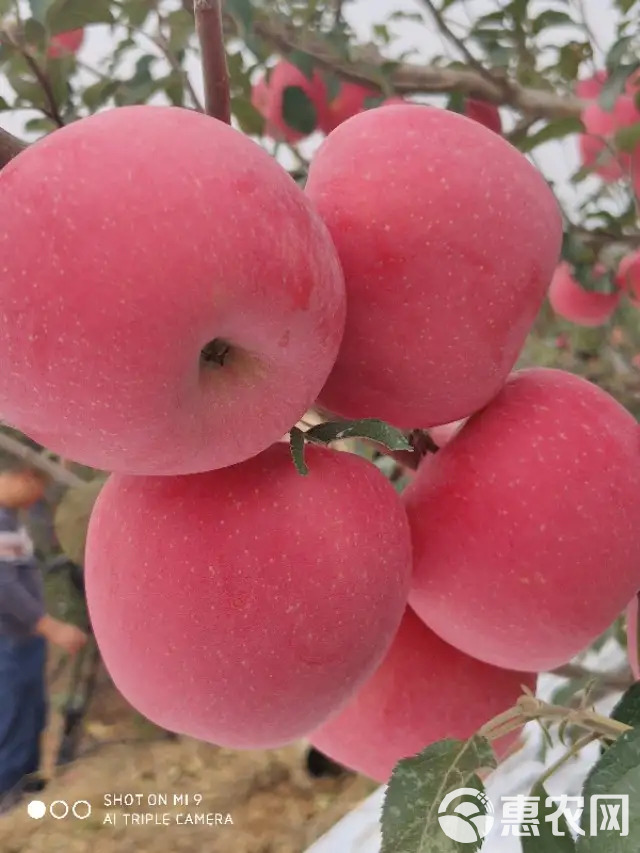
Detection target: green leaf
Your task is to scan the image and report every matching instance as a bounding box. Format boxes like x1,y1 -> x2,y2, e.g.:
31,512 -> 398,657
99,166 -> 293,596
599,64 -> 639,111
23,18 -> 47,51
231,96 -> 264,135
381,736 -> 496,853
518,117 -> 583,153
289,427 -> 308,476
611,684 -> 640,729
532,10 -> 575,35
305,419 -> 412,452
522,782 -> 576,852
324,72 -> 341,103
577,727 -> 640,851
45,0 -> 113,35
81,78 -> 120,111
166,8 -> 194,53
615,122 -> 640,153
287,50 -> 315,81
225,0 -> 253,34
281,85 -> 317,134
28,0 -> 54,23
0,95 -> 11,110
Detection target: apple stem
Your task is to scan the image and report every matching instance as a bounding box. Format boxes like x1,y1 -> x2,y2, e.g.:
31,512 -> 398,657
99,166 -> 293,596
194,0 -> 231,124
0,127 -> 27,169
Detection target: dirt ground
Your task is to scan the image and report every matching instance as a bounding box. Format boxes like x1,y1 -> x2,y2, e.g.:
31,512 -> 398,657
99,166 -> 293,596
0,658 -> 376,853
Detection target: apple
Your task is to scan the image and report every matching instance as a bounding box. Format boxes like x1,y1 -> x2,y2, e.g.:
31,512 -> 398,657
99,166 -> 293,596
320,82 -> 378,133
548,262 -> 620,326
0,105 -> 346,474
85,443 -> 413,748
404,367 -> 640,672
428,419 -> 466,448
305,105 -> 562,429
464,99 -> 502,134
616,251 -> 640,303
251,60 -> 328,143
575,71 -> 608,100
311,609 -> 535,782
579,95 -> 640,181
48,28 -> 84,59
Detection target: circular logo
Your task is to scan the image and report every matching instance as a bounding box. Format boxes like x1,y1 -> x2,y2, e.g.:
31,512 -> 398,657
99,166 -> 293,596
27,800 -> 47,820
438,787 -> 495,844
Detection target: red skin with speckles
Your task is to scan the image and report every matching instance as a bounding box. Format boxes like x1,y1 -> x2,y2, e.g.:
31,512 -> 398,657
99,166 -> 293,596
548,262 -> 620,327
85,444 -> 413,748
0,106 -> 345,474
404,368 -> 640,672
311,609 -> 535,782
306,105 -> 562,429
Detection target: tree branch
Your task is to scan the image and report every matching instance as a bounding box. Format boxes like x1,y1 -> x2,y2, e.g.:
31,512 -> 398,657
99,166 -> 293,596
0,432 -> 86,488
252,14 -> 585,119
20,48 -> 65,128
194,0 -> 231,123
0,127 -> 27,168
418,0 -> 498,86
155,10 -> 204,112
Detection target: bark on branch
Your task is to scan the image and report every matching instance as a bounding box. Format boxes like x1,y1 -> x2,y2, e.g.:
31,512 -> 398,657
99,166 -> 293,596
0,127 -> 27,168
194,0 -> 231,123
0,432 -> 86,488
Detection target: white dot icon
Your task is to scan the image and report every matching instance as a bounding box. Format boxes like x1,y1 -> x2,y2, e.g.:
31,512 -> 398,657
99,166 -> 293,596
27,800 -> 47,820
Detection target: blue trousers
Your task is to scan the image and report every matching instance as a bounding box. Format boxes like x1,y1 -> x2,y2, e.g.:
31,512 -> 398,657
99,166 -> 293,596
0,635 -> 47,794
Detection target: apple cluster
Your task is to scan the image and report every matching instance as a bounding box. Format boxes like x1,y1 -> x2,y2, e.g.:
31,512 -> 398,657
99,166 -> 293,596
1,95 -> 639,784
547,71 -> 640,328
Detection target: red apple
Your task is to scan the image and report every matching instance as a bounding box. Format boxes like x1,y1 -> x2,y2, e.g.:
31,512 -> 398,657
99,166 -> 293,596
616,251 -> 640,303
251,60 -> 328,143
305,105 -> 562,429
311,609 -> 535,782
85,443 -> 413,748
428,419 -> 466,448
464,99 -> 502,134
0,106 -> 346,474
548,262 -> 620,326
48,28 -> 84,59
575,71 -> 608,100
579,95 -> 640,181
320,82 -> 378,133
404,368 -> 640,672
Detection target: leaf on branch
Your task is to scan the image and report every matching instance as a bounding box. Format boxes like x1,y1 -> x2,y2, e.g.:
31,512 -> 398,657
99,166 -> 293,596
610,683 -> 640,730
305,419 -> 412,452
381,736 -> 496,853
577,727 -> 640,851
289,426 -> 308,476
615,122 -> 640,153
281,85 -> 317,134
45,0 -> 114,36
287,50 -> 316,81
225,0 -> 253,34
519,117 -> 583,153
28,0 -> 54,24
231,96 -> 264,135
522,782 -> 576,852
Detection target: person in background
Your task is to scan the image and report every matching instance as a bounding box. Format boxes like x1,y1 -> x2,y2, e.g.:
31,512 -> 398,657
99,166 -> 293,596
0,463 -> 87,815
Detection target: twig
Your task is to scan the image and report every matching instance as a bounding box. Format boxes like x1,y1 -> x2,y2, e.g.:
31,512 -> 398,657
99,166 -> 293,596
536,733 -> 598,788
479,694 -> 632,743
0,126 -> 27,168
0,432 -> 87,487
551,662 -> 633,690
4,30 -> 66,128
333,0 -> 344,26
194,0 -> 231,123
251,14 -> 585,119
419,0 -> 497,86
